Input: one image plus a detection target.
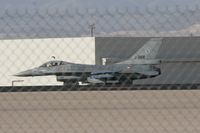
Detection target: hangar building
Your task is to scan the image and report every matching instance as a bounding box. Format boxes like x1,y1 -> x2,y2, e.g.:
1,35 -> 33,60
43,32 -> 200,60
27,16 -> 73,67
0,37 -> 95,86
0,37 -> 199,86
95,37 -> 200,84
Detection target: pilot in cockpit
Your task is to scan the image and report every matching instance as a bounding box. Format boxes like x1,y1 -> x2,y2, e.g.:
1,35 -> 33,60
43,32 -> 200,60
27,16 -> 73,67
40,61 -> 66,68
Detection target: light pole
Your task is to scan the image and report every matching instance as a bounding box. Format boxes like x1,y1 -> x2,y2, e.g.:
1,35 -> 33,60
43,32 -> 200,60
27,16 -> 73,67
89,24 -> 95,37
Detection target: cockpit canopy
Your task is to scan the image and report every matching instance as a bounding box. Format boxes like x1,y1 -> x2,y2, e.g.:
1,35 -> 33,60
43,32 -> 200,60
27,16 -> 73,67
40,60 -> 69,68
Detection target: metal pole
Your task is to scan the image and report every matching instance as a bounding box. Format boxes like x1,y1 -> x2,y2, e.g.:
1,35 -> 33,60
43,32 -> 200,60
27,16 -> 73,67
12,80 -> 24,86
89,24 -> 95,37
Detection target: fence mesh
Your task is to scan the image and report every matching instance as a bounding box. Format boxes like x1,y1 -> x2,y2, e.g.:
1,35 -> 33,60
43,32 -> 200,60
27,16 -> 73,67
0,7 -> 200,133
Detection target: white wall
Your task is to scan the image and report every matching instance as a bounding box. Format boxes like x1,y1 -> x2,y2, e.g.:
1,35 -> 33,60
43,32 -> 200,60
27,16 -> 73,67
0,37 -> 95,86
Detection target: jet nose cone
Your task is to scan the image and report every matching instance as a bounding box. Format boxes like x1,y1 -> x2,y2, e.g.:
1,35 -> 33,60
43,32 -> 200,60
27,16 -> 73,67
14,70 -> 33,77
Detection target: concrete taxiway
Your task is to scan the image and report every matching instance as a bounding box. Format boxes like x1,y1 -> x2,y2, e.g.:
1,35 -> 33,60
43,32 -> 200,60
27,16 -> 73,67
0,89 -> 199,133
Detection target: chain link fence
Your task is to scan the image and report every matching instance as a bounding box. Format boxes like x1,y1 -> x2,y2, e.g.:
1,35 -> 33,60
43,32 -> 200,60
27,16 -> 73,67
0,7 -> 200,133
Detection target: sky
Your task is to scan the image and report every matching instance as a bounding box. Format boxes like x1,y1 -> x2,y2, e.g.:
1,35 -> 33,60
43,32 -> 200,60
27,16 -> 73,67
0,0 -> 200,38
0,0 -> 199,10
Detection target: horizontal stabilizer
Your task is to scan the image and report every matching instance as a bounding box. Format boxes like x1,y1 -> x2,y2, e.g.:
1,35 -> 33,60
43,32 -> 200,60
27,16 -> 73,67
130,59 -> 161,65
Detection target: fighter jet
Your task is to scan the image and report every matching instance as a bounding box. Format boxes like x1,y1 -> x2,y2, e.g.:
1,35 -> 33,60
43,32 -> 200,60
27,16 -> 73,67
15,38 -> 163,85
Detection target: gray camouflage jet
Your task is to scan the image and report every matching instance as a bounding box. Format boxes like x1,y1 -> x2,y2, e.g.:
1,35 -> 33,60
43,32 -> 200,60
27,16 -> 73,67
15,38 -> 163,85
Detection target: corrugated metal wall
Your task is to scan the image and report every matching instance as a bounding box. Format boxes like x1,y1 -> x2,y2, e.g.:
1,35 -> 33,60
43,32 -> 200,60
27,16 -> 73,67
95,37 -> 200,84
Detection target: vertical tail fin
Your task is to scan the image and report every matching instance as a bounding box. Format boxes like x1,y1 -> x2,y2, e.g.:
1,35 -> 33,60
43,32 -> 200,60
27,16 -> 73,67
118,38 -> 163,64
131,38 -> 163,60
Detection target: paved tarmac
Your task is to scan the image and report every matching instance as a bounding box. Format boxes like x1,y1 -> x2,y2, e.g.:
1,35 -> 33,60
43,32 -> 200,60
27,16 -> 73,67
0,90 -> 200,133
0,84 -> 199,92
